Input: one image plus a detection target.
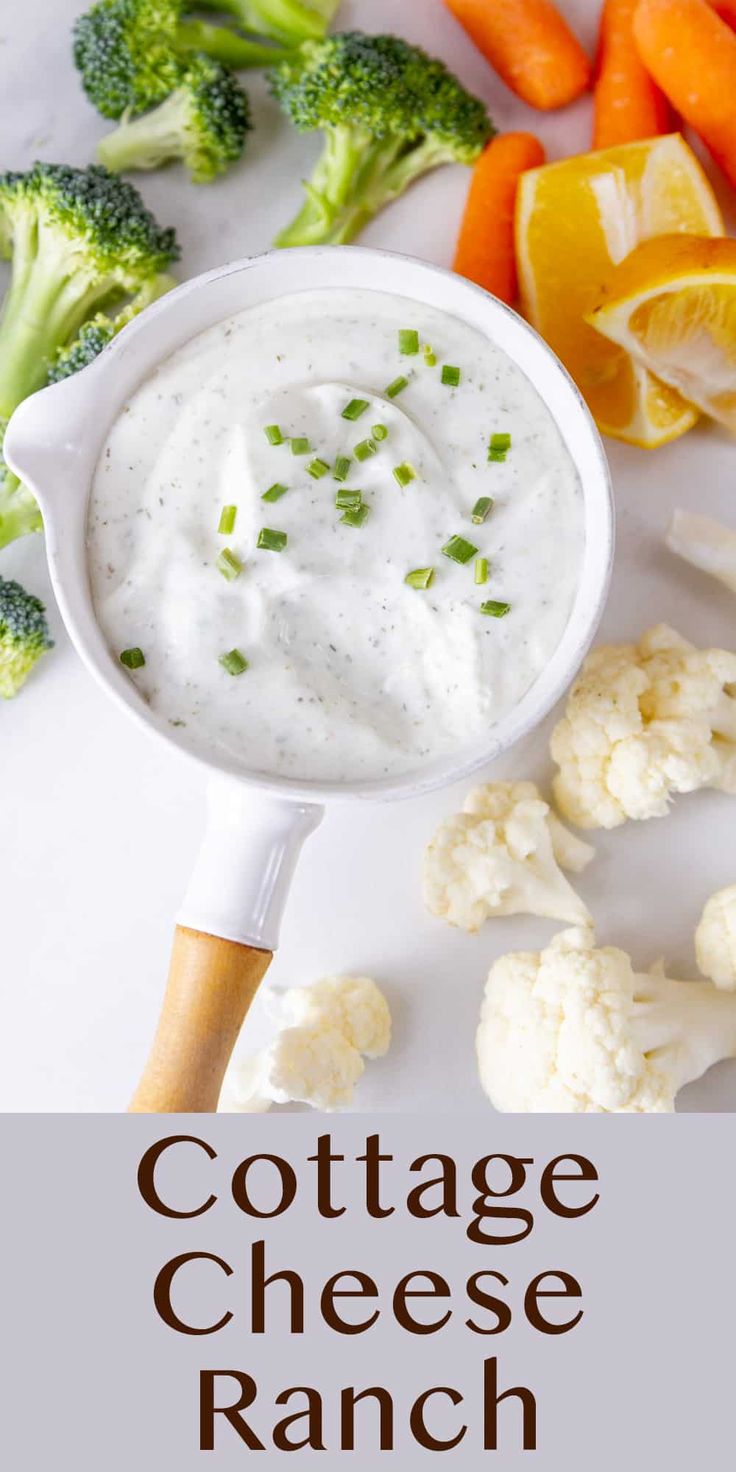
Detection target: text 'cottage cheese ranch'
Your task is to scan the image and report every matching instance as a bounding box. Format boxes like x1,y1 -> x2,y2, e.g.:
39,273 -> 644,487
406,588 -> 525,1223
87,289 -> 584,782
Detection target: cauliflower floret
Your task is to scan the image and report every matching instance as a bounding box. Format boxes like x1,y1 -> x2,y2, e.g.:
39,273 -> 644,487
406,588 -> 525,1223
477,926 -> 736,1113
265,1025 -> 365,1111
667,509 -> 736,596
551,624 -> 736,829
695,885 -> 736,991
281,976 -> 391,1058
423,781 -> 594,932
219,975 -> 390,1113
218,1055 -> 273,1114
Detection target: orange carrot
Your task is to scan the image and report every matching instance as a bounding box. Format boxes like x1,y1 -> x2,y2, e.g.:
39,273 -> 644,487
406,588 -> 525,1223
634,0 -> 736,186
592,0 -> 670,148
454,132 -> 545,302
710,0 -> 736,26
444,0 -> 591,111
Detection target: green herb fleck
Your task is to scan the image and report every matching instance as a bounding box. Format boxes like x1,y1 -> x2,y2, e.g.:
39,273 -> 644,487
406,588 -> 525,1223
307,457 -> 330,479
441,364 -> 461,387
257,527 -> 287,552
219,649 -> 249,675
393,462 -> 416,488
341,398 -> 370,421
386,375 -> 409,399
399,328 -> 419,355
488,432 -> 511,463
405,567 -> 435,589
471,496 -> 494,524
475,556 -> 489,585
218,505 -> 237,535
216,548 -> 243,581
372,423 -> 388,441
354,438 -> 377,462
120,647 -> 145,670
264,424 -> 284,445
340,503 -> 371,528
291,436 -> 311,456
442,534 -> 478,565
335,489 -> 363,511
480,599 -> 511,618
262,482 -> 288,503
333,455 -> 352,483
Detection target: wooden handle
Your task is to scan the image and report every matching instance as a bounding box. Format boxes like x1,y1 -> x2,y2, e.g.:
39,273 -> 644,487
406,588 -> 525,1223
129,925 -> 272,1113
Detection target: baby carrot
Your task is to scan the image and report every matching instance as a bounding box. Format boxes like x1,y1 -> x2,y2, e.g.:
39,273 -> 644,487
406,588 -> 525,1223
710,1 -> 736,26
593,0 -> 671,148
634,0 -> 736,186
444,0 -> 591,111
454,132 -> 545,303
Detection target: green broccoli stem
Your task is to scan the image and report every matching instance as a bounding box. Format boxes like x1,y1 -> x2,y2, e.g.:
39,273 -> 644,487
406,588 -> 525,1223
0,472 -> 43,548
173,19 -> 285,69
275,130 -> 428,248
0,228 -> 122,420
98,93 -> 191,174
194,0 -> 330,45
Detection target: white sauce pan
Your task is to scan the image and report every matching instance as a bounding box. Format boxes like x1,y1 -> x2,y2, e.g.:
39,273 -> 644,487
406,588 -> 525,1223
4,247 -> 614,1112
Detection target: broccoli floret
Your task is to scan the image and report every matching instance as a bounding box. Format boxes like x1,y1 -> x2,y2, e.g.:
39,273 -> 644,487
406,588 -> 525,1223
0,575 -> 53,698
97,56 -> 251,181
46,317 -> 118,382
269,32 -> 494,247
198,0 -> 340,47
0,162 -> 178,549
47,273 -> 175,382
0,468 -> 43,550
73,0 -> 286,119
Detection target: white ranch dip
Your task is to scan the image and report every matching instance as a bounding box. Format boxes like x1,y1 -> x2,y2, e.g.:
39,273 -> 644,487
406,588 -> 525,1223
88,289 -> 583,782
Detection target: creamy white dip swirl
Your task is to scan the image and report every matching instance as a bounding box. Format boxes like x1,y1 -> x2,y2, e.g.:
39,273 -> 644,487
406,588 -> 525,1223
87,289 -> 583,782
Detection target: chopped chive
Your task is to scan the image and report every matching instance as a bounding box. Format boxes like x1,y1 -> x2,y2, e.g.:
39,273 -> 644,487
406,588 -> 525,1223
424,346 -> 437,366
393,461 -> 416,488
335,489 -> 363,511
291,436 -> 310,455
120,647 -> 145,670
333,455 -> 352,483
372,423 -> 388,441
307,457 -> 330,479
341,397 -> 370,421
354,437 -> 378,461
257,527 -> 287,552
262,481 -> 288,502
340,503 -> 371,528
220,648 -> 249,675
405,567 -> 434,589
216,548 -> 243,581
264,424 -> 284,445
488,432 -> 511,463
218,504 -> 237,535
475,556 -> 489,585
386,375 -> 409,399
442,534 -> 478,565
471,496 -> 494,524
399,328 -> 420,355
480,599 -> 511,618
441,364 -> 461,387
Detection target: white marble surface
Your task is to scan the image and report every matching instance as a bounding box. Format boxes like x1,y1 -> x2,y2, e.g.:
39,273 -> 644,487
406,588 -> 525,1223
2,0 -> 736,1112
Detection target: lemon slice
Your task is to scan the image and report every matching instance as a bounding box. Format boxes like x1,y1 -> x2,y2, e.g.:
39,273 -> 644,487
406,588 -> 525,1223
515,134 -> 724,448
587,235 -> 736,433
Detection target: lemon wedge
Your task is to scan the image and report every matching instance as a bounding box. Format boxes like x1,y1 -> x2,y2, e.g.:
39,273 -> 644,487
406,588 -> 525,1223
515,134 -> 724,448
588,235 -> 736,434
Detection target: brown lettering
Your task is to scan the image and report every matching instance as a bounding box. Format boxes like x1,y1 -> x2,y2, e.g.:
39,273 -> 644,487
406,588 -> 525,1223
199,1371 -> 263,1450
